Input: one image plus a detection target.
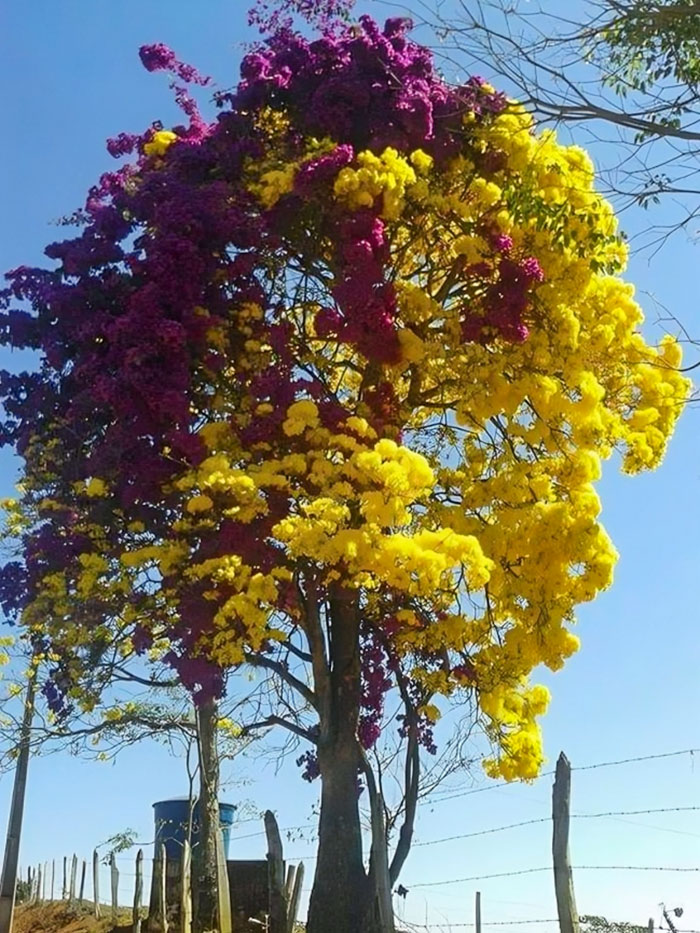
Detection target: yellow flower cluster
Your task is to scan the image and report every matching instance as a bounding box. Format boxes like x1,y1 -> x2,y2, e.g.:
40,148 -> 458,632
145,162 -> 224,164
333,147 -> 428,219
143,130 -> 178,158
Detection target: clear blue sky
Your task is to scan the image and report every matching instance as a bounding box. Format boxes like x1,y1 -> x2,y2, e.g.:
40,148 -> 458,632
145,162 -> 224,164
1,2 -> 699,929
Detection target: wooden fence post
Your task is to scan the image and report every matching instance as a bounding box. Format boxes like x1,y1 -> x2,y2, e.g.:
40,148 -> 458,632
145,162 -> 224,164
110,852 -> 119,923
62,857 -> 67,899
133,849 -> 143,933
287,863 -> 304,933
50,860 -> 55,902
215,829 -> 232,933
42,862 -> 48,902
79,860 -> 86,904
552,752 -> 580,933
34,865 -> 42,905
0,665 -> 37,933
647,921 -> 654,932
475,891 -> 482,933
285,865 -> 295,905
69,854 -> 77,904
180,841 -> 192,933
92,850 -> 101,919
265,811 -> 286,933
158,844 -> 168,933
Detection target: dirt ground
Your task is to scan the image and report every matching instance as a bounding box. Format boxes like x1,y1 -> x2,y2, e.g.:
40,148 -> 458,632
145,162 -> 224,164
13,903 -> 138,933
12,903 -> 310,933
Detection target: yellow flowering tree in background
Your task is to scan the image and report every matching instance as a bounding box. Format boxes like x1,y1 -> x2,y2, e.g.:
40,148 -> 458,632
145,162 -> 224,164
0,12 -> 689,933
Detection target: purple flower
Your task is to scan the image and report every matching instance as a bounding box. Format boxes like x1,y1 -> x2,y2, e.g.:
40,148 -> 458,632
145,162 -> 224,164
139,43 -> 211,85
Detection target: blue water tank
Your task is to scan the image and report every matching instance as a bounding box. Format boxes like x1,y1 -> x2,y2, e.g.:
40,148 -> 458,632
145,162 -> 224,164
153,798 -> 236,860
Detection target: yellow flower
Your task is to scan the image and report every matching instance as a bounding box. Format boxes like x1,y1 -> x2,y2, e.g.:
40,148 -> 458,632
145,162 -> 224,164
85,478 -> 108,497
282,400 -> 320,436
143,130 -> 178,157
186,494 -> 214,514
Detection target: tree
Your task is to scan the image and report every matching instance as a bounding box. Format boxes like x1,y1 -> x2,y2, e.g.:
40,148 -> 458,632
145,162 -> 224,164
417,0 -> 700,244
0,7 -> 689,933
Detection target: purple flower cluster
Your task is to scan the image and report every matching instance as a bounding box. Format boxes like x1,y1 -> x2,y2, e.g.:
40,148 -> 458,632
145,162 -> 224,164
315,210 -> 400,365
138,42 -> 211,86
293,143 -> 354,195
462,255 -> 545,343
358,634 -> 393,749
233,16 -> 506,156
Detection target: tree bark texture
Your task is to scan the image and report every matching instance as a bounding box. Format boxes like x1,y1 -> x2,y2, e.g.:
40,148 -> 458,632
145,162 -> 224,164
305,589 -> 387,933
193,696 -> 229,933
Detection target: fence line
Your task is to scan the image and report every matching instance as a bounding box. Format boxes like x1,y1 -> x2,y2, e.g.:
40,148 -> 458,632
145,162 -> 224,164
410,864 -> 700,888
401,918 -> 700,933
14,749 -> 700,930
430,747 -> 700,804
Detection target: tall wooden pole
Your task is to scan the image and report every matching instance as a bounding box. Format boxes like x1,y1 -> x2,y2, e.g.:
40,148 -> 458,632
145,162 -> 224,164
92,850 -> 101,919
79,860 -> 86,904
552,752 -> 580,933
132,849 -> 143,933
0,663 -> 37,933
475,891 -> 482,933
110,852 -> 119,923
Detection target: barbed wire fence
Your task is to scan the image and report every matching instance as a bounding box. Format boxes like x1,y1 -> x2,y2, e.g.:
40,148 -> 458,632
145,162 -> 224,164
16,746 -> 700,931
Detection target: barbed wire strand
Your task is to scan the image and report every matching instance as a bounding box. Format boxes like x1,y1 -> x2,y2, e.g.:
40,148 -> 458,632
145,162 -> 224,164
399,918 -> 700,933
430,747 -> 699,804
411,864 -> 700,888
413,805 -> 700,847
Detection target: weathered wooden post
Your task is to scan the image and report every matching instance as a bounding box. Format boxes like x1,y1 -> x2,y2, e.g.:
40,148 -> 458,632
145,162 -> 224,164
475,891 -> 482,933
133,849 -> 143,933
79,860 -> 86,904
158,844 -> 168,933
0,664 -> 37,933
42,862 -> 48,902
287,863 -> 304,933
552,752 -> 580,933
110,852 -> 119,923
50,860 -> 55,902
180,841 -> 192,933
215,830 -> 232,933
285,865 -> 295,906
148,842 -> 168,933
265,811 -> 286,933
69,854 -> 78,903
92,850 -> 101,919
62,856 -> 67,899
34,864 -> 42,905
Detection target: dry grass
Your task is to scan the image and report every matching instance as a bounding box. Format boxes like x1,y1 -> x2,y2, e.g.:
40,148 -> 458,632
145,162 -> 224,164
14,902 -> 137,933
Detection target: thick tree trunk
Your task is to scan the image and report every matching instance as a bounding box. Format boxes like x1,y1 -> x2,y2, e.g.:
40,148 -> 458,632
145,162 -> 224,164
307,740 -> 371,933
305,590 -> 386,933
193,696 -> 229,933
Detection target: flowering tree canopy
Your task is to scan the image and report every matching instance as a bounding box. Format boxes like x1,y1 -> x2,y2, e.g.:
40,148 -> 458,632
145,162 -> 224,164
0,11 -> 689,933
